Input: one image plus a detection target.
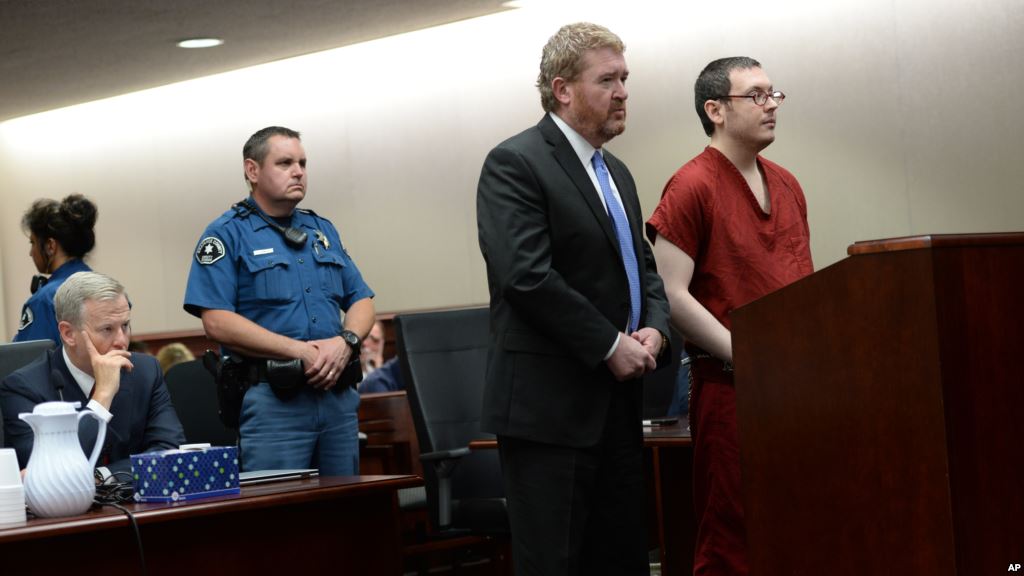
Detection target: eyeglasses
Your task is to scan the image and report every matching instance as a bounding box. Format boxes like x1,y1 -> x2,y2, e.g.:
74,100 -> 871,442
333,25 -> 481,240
718,90 -> 785,106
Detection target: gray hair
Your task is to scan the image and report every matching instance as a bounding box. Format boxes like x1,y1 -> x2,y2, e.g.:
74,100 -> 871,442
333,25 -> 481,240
54,271 -> 127,327
537,22 -> 625,113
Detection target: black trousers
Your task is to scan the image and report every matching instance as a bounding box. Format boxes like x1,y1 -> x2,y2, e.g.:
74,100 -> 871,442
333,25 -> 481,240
498,385 -> 649,576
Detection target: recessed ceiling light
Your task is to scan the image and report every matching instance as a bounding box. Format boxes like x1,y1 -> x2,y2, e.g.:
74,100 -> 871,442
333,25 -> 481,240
177,38 -> 224,49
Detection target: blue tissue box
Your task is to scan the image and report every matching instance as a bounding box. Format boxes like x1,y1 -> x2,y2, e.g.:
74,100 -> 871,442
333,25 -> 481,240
131,446 -> 240,502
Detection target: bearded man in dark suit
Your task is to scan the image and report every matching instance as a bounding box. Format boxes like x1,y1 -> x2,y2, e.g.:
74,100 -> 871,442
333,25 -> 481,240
476,22 -> 671,576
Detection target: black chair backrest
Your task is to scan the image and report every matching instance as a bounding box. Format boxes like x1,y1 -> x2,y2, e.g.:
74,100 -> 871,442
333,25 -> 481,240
0,340 -> 55,383
396,308 -> 504,529
163,359 -> 236,447
0,339 -> 57,447
642,329 -> 683,418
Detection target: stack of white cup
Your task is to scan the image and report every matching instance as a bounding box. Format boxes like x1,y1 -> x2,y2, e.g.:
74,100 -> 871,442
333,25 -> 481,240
0,448 -> 27,528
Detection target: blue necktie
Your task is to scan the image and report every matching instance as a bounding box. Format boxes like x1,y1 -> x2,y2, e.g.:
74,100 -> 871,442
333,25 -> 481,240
592,151 -> 641,333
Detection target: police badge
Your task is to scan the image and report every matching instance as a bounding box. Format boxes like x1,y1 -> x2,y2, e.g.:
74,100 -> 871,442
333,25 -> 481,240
196,237 -> 226,265
18,306 -> 34,330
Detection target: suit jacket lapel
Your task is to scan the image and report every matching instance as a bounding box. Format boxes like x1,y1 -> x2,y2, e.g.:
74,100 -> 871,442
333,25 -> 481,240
50,350 -> 110,456
107,365 -> 132,439
538,116 -> 621,253
52,349 -> 126,455
50,350 -> 89,405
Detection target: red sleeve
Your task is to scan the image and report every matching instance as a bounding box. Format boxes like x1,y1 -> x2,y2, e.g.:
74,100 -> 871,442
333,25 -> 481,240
646,166 -> 709,262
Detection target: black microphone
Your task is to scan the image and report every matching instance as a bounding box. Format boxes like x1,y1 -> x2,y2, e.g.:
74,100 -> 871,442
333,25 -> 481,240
51,368 -> 65,402
234,199 -> 308,248
253,209 -> 308,248
30,274 -> 48,294
280,225 -> 309,248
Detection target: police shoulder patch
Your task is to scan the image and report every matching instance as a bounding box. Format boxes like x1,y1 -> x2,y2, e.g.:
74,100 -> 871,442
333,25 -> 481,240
19,306 -> 33,331
196,237 -> 227,265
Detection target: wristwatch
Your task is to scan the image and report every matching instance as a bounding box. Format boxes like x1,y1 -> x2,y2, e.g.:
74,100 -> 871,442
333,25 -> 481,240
340,329 -> 361,351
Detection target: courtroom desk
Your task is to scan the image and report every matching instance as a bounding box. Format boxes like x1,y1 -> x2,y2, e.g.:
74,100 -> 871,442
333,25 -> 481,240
0,475 -> 420,576
359,391 -> 423,478
468,419 -> 694,576
644,418 -> 694,576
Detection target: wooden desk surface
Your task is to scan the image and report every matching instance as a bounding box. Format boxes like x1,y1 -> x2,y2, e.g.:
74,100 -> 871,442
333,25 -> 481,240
642,417 -> 691,447
0,475 -> 421,575
467,416 -> 691,450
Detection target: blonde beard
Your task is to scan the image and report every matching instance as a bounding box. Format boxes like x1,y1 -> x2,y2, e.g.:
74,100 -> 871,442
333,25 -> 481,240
567,107 -> 627,146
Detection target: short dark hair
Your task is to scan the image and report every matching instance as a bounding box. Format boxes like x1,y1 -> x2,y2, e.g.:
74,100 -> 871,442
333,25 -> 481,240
243,126 -> 301,165
21,193 -> 98,258
694,57 -> 761,136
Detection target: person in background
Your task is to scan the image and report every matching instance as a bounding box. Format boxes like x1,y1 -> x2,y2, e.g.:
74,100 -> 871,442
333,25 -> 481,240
476,22 -> 671,575
14,194 -> 98,345
156,342 -> 195,374
360,321 -> 385,376
357,320 -> 406,394
1,272 -> 185,477
357,356 -> 405,394
647,57 -> 812,575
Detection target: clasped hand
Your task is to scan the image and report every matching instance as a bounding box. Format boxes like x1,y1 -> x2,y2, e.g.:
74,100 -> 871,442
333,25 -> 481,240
302,336 -> 351,390
606,327 -> 662,382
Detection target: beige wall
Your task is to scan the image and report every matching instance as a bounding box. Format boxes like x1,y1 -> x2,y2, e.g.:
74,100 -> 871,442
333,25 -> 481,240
2,0 -> 1022,338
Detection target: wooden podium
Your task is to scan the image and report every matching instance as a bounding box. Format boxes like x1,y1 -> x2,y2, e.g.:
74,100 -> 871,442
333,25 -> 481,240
731,233 -> 1024,576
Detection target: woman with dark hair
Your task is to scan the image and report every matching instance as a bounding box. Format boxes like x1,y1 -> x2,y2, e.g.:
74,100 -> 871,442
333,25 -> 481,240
13,194 -> 98,344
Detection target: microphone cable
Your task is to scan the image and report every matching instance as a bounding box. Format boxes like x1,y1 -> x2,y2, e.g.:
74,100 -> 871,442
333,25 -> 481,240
94,471 -> 147,576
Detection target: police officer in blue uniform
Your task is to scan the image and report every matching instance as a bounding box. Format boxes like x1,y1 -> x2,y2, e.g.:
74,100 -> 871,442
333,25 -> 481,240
14,194 -> 98,345
183,126 -> 375,475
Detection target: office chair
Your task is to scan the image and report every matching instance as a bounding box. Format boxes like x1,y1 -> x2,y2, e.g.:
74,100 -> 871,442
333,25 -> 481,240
0,339 -> 57,447
0,340 -> 55,383
395,308 -> 507,536
163,359 -> 237,446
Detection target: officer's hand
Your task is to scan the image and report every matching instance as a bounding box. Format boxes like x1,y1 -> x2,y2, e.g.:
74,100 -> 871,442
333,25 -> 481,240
305,336 -> 350,390
80,329 -> 133,410
606,333 -> 656,382
298,342 -> 319,370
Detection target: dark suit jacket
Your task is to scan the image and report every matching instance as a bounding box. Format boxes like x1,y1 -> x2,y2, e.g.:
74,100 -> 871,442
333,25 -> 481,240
358,357 -> 405,394
0,349 -> 185,474
476,114 -> 671,448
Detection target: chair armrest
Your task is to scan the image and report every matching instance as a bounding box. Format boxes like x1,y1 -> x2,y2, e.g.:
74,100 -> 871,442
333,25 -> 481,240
419,446 -> 471,529
420,447 -> 471,462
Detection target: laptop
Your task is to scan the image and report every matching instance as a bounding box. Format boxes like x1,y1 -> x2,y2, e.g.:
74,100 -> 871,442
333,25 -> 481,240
238,469 -> 319,485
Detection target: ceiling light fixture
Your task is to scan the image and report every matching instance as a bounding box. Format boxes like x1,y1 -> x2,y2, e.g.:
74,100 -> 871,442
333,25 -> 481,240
177,38 -> 224,49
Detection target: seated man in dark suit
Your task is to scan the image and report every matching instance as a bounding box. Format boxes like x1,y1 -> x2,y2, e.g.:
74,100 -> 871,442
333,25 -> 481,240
1,271 -> 185,478
357,321 -> 406,394
357,357 -> 405,394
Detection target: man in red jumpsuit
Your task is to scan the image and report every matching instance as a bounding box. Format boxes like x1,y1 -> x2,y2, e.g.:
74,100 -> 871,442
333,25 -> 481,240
646,57 -> 813,575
